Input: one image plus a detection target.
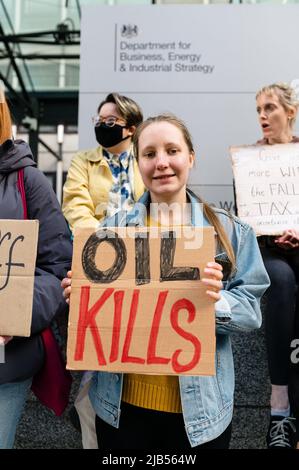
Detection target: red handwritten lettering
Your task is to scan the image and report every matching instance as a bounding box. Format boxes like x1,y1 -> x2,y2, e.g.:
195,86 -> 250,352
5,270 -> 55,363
121,289 -> 145,364
147,290 -> 170,365
109,290 -> 124,363
170,298 -> 201,373
74,286 -> 114,365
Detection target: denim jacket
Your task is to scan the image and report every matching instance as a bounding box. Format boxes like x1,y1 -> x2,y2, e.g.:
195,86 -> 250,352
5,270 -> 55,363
89,190 -> 270,447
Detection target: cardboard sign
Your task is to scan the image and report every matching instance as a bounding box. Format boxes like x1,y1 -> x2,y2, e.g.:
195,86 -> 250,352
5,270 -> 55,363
0,219 -> 39,337
67,226 -> 216,376
230,143 -> 299,235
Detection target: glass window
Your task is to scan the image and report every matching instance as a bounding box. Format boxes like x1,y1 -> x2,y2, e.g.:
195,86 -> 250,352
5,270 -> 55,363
3,0 -> 299,93
20,0 -> 61,32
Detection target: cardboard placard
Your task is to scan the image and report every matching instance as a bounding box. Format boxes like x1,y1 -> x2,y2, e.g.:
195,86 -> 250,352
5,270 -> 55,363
230,143 -> 299,235
0,219 -> 39,337
67,226 -> 216,376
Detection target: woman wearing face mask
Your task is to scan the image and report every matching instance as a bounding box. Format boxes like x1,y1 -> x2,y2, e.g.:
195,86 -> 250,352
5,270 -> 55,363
62,93 -> 145,448
254,83 -> 299,449
62,114 -> 269,450
62,92 -> 145,232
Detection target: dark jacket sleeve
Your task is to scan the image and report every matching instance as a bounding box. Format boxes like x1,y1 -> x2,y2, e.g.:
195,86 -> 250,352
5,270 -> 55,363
24,166 -> 73,334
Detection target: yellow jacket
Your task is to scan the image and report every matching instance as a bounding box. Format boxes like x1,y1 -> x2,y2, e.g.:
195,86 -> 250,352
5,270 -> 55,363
62,146 -> 145,232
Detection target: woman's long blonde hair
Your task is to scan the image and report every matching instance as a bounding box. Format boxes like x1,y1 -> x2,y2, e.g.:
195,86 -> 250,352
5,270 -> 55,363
133,114 -> 236,274
0,89 -> 12,145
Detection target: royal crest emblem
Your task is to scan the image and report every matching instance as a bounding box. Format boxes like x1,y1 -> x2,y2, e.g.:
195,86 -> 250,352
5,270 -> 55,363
121,24 -> 138,38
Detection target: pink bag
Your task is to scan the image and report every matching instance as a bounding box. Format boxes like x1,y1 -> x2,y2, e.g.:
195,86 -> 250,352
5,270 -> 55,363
31,327 -> 72,416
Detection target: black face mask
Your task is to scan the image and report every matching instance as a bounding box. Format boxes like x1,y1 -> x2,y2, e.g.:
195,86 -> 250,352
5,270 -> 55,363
94,123 -> 130,149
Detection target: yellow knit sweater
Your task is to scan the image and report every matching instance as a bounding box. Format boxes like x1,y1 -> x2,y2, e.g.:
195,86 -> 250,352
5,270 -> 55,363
122,374 -> 182,413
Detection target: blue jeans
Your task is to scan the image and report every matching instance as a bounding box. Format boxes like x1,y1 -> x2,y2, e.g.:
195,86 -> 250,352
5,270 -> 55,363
0,378 -> 32,449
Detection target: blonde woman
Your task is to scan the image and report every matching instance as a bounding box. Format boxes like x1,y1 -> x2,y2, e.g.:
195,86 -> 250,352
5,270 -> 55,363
255,83 -> 299,448
63,114 -> 269,449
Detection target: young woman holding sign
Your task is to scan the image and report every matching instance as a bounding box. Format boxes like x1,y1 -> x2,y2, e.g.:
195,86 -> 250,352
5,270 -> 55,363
254,83 -> 299,448
63,114 -> 269,449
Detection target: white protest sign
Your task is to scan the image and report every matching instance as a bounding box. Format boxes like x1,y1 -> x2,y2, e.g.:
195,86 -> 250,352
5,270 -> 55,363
230,143 -> 299,235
